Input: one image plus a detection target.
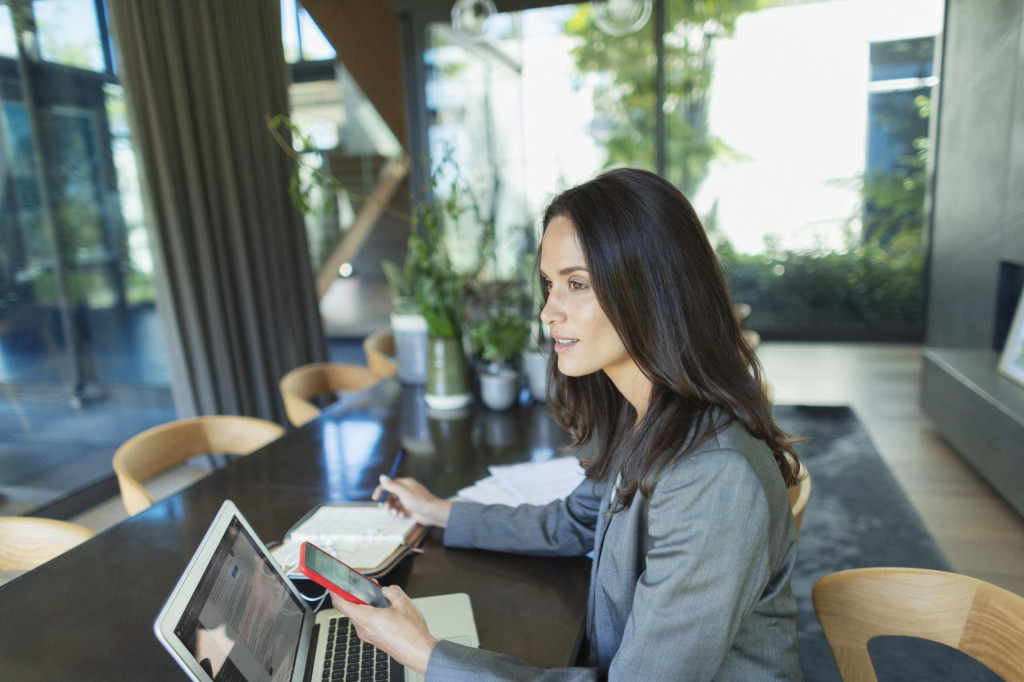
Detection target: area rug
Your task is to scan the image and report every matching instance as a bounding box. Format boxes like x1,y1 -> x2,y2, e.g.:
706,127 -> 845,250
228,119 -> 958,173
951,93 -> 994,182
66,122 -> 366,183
774,405 -> 999,681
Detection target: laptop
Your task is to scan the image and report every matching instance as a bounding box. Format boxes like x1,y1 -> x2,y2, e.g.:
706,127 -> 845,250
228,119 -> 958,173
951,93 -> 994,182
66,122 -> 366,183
155,500 -> 479,682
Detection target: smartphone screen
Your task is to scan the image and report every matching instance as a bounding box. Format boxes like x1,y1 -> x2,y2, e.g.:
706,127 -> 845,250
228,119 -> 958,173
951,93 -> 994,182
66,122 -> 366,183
300,543 -> 390,608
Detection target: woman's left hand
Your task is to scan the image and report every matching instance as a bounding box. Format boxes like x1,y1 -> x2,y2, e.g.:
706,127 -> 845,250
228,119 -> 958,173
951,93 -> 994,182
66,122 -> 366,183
330,585 -> 438,676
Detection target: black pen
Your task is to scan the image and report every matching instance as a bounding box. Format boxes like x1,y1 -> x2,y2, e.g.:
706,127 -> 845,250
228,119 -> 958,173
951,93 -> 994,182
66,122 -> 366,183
378,448 -> 405,507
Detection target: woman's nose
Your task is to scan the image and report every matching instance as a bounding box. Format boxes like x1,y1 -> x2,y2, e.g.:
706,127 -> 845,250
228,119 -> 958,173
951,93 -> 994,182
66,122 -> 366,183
540,293 -> 565,326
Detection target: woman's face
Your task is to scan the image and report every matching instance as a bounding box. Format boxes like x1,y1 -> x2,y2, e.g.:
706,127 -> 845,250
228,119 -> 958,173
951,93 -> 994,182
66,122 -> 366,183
539,216 -> 638,385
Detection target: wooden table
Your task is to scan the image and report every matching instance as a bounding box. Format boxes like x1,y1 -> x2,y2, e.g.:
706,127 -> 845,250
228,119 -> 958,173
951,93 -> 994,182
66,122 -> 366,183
0,381 -> 591,680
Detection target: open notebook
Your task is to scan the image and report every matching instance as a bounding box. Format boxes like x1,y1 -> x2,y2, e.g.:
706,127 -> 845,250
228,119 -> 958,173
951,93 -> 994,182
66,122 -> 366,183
271,504 -> 428,577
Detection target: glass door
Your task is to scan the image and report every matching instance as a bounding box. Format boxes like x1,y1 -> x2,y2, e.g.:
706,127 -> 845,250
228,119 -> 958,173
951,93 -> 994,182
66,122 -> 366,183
0,0 -> 174,517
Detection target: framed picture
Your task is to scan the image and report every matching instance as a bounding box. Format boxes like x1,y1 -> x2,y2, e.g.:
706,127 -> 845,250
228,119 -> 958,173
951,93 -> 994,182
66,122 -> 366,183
998,285 -> 1024,388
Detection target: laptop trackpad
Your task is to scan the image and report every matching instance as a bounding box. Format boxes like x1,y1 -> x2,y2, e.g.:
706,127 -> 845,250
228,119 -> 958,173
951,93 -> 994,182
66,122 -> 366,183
406,594 -> 479,682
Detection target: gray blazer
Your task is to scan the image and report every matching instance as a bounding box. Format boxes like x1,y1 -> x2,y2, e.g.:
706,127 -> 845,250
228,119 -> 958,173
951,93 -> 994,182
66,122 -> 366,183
426,417 -> 802,681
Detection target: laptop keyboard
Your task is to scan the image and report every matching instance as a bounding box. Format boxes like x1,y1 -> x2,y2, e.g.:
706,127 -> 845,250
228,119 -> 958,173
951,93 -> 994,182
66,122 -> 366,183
322,616 -> 395,682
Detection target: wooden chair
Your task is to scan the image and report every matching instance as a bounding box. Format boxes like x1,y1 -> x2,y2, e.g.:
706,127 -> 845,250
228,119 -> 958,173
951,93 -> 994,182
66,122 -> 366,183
788,463 -> 811,532
279,362 -> 382,427
0,517 -> 94,570
112,416 -> 285,515
813,567 -> 1024,681
363,329 -> 398,379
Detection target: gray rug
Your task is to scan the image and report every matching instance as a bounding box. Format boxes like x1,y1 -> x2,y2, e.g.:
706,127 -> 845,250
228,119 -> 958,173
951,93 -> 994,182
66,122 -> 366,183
774,406 -> 1000,681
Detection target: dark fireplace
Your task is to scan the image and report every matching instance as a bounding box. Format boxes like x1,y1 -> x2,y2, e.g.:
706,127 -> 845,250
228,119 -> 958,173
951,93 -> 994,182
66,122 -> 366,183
994,260 -> 1024,351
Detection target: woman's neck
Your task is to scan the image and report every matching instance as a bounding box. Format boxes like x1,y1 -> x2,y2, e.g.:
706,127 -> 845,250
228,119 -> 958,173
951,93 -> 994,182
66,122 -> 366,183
605,362 -> 652,423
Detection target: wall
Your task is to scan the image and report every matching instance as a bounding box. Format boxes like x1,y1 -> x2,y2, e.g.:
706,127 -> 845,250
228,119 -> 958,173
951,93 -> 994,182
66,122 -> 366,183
927,0 -> 1024,348
920,0 -> 1024,519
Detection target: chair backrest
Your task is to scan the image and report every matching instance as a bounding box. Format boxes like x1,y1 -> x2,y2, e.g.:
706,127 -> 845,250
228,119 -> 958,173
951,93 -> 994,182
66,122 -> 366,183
813,567 -> 1024,681
112,416 -> 285,515
788,463 -> 812,532
0,517 -> 94,570
279,362 -> 382,427
363,329 -> 398,379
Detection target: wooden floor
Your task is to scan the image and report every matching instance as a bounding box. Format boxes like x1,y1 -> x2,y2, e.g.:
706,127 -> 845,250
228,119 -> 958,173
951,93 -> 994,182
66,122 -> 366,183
68,341 -> 1024,597
757,342 -> 1024,597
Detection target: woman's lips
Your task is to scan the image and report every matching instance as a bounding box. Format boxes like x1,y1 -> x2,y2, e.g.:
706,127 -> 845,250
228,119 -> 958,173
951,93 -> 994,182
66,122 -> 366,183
552,337 -> 578,353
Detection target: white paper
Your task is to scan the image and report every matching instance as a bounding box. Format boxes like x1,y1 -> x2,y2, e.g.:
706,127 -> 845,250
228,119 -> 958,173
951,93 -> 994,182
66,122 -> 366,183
456,457 -> 585,506
455,476 -> 521,506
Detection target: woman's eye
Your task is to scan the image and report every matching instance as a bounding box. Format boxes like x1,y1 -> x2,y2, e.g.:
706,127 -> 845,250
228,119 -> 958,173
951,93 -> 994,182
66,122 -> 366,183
569,280 -> 587,291
541,278 -> 552,291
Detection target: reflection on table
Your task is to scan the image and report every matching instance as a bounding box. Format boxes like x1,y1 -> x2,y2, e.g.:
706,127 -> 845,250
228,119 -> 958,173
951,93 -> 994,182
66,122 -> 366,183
0,379 -> 591,680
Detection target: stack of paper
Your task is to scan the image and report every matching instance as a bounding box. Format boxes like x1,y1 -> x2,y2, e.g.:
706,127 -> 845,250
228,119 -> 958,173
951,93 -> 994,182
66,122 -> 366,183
457,456 -> 585,506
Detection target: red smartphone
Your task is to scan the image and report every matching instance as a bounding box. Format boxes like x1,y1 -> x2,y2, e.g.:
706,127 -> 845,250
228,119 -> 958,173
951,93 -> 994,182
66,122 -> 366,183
298,542 -> 390,607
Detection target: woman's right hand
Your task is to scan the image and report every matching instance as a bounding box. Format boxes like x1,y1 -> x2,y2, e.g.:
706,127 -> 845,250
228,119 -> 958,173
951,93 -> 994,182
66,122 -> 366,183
373,476 -> 453,528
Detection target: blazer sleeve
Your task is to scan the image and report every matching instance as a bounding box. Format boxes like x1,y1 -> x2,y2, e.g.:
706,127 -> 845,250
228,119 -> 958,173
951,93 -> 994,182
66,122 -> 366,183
427,448 -> 778,681
426,640 -> 598,682
442,477 -> 605,557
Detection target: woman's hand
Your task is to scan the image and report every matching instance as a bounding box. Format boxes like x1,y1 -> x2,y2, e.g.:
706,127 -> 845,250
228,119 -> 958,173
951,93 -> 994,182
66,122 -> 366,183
374,476 -> 452,528
330,586 -> 437,676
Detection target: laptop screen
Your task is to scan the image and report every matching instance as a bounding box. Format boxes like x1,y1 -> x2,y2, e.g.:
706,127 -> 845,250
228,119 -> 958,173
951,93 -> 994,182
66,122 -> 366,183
172,517 -> 306,682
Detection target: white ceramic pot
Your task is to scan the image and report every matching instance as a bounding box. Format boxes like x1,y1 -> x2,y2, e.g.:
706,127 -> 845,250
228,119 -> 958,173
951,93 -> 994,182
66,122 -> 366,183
391,313 -> 428,385
479,368 -> 519,411
521,349 -> 550,403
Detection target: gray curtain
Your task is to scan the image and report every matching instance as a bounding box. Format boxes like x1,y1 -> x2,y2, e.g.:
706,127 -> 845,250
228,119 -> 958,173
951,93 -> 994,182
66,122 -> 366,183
107,0 -> 327,422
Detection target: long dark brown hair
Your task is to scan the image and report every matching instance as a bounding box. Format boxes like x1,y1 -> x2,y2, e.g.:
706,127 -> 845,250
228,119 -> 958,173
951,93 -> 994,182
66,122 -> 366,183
541,168 -> 801,510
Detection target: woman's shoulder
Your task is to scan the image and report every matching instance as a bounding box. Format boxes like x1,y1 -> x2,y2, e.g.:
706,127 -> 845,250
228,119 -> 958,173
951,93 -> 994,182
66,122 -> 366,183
657,411 -> 779,496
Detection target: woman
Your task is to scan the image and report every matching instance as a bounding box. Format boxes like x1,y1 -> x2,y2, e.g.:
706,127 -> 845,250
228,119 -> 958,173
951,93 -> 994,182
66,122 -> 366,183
333,168 -> 803,680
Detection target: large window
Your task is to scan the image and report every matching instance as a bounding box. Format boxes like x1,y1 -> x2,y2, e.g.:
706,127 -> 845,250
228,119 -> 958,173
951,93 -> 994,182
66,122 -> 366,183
0,0 -> 175,516
0,0 -> 398,516
692,2 -> 942,339
401,0 -> 944,340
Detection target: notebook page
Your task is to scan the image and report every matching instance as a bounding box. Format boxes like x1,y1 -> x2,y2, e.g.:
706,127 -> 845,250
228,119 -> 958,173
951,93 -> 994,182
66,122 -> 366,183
272,505 -> 417,574
287,506 -> 416,544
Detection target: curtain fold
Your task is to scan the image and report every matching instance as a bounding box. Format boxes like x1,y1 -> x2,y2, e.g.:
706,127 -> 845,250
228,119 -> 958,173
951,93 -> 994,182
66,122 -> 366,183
107,0 -> 327,422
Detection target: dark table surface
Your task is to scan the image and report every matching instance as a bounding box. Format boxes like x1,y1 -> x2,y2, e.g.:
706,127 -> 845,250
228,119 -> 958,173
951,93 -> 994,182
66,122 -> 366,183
0,380 -> 591,680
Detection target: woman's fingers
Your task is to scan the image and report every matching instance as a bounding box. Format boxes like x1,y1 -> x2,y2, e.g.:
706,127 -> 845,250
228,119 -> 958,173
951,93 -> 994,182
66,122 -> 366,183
327,585 -> 436,674
330,593 -> 367,619
371,476 -> 450,526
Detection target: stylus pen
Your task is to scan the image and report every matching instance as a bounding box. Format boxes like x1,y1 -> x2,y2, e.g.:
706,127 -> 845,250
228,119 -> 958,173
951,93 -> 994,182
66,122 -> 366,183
378,448 -> 405,507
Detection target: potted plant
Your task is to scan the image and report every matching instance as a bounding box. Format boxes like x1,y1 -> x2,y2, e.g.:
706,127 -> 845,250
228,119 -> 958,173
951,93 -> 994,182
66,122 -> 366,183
521,318 -> 552,403
269,115 -> 433,385
411,162 -> 476,411
381,254 -> 429,385
467,294 -> 531,411
514,252 -> 552,403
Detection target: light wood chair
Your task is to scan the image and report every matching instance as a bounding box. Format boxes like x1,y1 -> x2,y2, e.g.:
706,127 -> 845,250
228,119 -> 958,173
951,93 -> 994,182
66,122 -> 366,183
0,517 -> 94,570
813,567 -> 1024,682
112,416 -> 285,515
788,463 -> 811,532
279,362 -> 382,427
363,329 -> 398,379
